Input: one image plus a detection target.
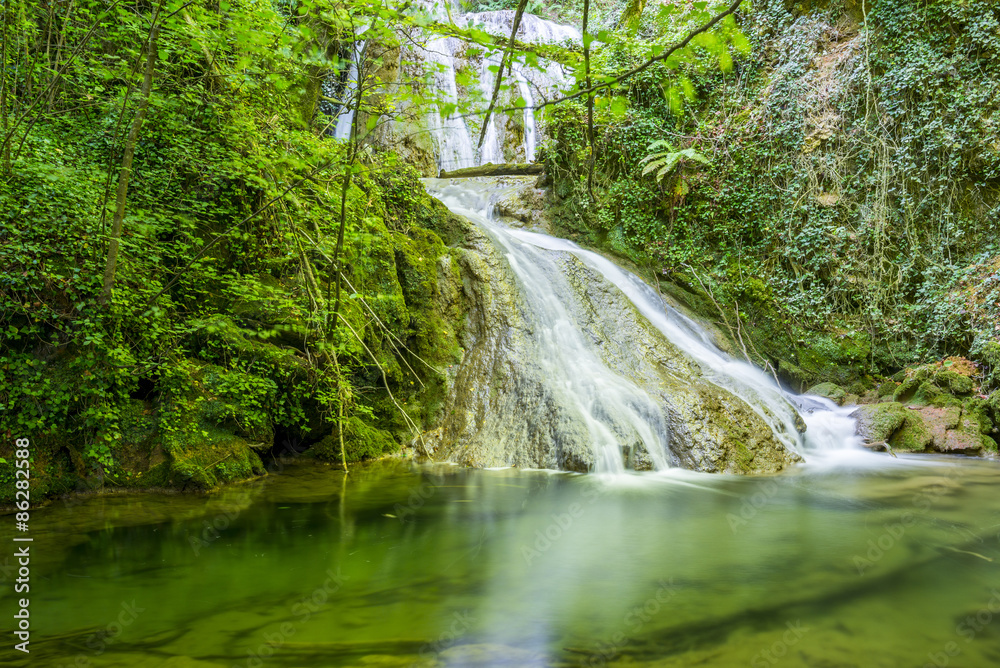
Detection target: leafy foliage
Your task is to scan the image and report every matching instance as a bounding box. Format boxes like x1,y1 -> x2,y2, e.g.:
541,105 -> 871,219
639,140 -> 710,183
544,0 -> 1000,388
0,0 -> 468,499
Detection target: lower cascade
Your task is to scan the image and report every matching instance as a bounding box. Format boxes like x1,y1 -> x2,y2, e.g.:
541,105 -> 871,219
421,178 -> 861,474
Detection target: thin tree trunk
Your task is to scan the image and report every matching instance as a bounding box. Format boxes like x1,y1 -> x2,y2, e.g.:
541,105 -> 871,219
2,0 -> 11,174
476,0 -> 528,151
332,44 -> 365,321
43,1 -> 54,111
329,41 -> 366,475
100,11 -> 159,305
48,0 -> 75,111
583,0 -> 596,203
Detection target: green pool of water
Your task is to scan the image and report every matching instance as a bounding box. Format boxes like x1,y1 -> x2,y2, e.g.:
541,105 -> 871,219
4,453 -> 1000,667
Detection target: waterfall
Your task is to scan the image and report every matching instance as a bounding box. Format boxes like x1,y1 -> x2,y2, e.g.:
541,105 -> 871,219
425,179 -> 863,472
423,33 -> 478,171
325,6 -> 578,169
410,6 -> 578,168
331,41 -> 366,141
432,182 -> 671,473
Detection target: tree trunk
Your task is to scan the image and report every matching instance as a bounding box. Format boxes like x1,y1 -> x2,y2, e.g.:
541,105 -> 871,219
100,12 -> 159,305
438,162 -> 543,178
476,0 -> 529,151
2,0 -> 11,174
329,41 -> 367,475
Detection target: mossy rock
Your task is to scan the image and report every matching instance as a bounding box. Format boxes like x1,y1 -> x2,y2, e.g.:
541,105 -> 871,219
987,391 -> 1000,433
962,397 -> 993,436
805,382 -> 847,405
868,402 -> 995,455
850,402 -> 908,444
145,426 -> 266,490
913,381 -> 948,407
893,376 -> 922,403
312,416 -> 399,462
889,412 -> 934,452
876,380 -> 898,398
421,197 -> 470,247
934,368 -> 974,395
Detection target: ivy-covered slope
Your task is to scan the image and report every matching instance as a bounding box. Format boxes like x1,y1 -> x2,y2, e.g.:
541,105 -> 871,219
542,0 -> 1000,400
0,0 -> 469,503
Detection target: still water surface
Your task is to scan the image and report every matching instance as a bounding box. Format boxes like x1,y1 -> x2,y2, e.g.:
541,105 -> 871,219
4,453 -> 1000,667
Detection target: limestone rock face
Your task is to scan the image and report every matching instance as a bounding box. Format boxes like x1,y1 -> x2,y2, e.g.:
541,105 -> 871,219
423,212 -> 802,474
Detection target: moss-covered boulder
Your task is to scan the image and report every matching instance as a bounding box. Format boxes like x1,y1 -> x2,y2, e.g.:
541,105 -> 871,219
888,411 -> 934,452
851,399 -> 995,454
144,426 -> 267,490
876,380 -> 898,398
312,416 -> 399,462
935,369 -> 974,395
850,402 -> 908,444
806,382 -> 847,405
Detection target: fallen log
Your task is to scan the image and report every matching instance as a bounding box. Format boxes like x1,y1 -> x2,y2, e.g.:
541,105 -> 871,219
427,20 -> 581,67
438,163 -> 544,179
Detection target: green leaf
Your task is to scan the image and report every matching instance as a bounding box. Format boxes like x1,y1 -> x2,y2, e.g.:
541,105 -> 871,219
719,50 -> 733,73
610,96 -> 628,118
680,76 -> 695,101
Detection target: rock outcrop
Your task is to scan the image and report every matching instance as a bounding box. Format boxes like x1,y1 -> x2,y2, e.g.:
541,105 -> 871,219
850,359 -> 997,454
421,205 -> 803,474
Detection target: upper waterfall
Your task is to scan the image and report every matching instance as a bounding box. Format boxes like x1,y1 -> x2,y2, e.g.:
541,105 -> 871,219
327,4 -> 580,172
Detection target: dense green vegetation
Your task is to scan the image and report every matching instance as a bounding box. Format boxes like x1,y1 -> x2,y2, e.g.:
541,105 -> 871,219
542,0 -> 1000,394
0,0 -> 470,500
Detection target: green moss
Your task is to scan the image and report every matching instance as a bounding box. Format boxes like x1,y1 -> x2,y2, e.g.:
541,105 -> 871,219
913,381 -> 947,407
962,398 -> 993,436
805,382 -> 847,405
312,415 -> 400,462
420,197 -> 470,247
889,413 -> 934,452
852,401 -> 907,443
147,426 -> 266,490
934,369 -> 974,395
893,377 -> 921,403
876,380 -> 897,398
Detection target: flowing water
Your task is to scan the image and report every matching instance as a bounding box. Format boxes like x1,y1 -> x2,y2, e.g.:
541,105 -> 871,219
5,456 -> 1000,667
424,177 -> 851,472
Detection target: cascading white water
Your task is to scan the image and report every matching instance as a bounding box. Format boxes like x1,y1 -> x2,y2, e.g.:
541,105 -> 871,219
327,5 -> 578,167
413,6 -> 579,167
477,49 -> 507,164
505,228 -> 806,454
431,182 -> 672,473
426,179 -> 863,469
422,33 -> 478,171
332,41 -> 366,141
